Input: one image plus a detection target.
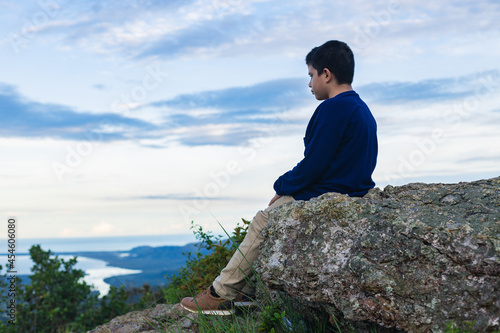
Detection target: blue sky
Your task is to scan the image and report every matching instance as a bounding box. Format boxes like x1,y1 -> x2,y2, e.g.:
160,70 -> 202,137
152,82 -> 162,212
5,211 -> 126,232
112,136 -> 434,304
1,0 -> 499,239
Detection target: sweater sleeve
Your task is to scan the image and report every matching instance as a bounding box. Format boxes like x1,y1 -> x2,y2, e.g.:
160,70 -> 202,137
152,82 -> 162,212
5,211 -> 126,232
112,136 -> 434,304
273,121 -> 341,196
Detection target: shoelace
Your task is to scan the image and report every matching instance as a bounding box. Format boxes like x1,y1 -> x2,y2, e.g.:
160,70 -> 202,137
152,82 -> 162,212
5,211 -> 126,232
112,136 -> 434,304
199,289 -> 209,298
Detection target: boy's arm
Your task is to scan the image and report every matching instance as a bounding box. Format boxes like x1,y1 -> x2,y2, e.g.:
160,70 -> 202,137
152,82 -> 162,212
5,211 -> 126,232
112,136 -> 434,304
274,121 -> 341,197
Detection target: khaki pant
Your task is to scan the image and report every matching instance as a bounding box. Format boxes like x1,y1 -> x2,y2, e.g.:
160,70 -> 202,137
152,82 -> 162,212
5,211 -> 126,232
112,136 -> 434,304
213,195 -> 294,300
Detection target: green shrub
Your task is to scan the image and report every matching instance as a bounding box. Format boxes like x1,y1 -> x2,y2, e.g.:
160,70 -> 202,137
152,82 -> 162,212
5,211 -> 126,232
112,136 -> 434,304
258,304 -> 285,332
163,219 -> 250,302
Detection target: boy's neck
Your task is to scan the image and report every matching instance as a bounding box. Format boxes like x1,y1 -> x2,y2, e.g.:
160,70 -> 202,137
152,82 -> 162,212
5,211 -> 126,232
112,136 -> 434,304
328,84 -> 353,99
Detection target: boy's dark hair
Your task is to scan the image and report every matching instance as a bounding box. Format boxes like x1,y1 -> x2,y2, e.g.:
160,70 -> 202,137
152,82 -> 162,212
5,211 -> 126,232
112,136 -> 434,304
306,40 -> 355,85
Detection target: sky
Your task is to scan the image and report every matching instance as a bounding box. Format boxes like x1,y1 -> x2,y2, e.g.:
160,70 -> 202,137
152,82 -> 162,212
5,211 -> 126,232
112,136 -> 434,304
1,0 -> 499,240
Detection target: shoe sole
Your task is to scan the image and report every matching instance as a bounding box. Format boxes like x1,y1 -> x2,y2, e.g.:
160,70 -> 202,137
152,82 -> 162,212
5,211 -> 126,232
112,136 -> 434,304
180,302 -> 234,316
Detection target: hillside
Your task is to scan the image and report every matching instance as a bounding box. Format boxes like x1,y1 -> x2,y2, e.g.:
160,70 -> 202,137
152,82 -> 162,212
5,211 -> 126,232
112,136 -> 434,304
73,242 -> 210,289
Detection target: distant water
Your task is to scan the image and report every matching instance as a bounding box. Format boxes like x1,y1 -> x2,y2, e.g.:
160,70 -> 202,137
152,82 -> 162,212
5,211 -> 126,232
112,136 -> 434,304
0,254 -> 141,296
0,234 -> 196,296
2,234 -> 197,254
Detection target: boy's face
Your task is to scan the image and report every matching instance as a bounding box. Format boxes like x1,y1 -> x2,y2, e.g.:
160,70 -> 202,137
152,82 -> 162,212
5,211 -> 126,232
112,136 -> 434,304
308,64 -> 329,100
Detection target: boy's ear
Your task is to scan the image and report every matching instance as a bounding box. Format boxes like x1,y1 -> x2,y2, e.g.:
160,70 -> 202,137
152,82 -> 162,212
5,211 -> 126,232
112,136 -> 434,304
323,68 -> 334,83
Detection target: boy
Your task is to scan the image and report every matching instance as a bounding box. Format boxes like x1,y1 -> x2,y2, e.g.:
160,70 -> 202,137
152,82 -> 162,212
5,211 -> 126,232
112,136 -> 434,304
180,40 -> 378,315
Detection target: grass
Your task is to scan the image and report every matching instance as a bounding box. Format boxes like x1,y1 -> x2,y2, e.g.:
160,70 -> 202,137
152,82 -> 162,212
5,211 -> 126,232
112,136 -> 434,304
144,293 -> 334,333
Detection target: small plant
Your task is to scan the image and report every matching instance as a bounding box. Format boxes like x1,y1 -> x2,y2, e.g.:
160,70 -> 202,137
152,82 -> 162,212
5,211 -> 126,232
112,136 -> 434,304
444,321 -> 500,333
445,321 -> 476,333
258,303 -> 286,332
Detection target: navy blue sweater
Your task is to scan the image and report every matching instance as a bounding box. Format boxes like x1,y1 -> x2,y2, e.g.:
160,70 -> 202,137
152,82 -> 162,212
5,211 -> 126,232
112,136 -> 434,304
273,90 -> 377,200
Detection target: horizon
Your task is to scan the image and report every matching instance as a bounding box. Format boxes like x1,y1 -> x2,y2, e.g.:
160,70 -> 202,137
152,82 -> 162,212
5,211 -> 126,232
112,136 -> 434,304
0,233 -> 198,254
1,0 -> 499,239
6,233 -> 196,241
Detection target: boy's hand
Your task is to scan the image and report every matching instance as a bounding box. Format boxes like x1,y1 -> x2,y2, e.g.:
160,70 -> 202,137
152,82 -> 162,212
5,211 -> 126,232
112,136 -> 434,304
268,194 -> 282,206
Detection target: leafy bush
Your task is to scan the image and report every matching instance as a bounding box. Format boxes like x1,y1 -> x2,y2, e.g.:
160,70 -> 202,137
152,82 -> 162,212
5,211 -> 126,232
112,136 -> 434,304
163,219 -> 250,302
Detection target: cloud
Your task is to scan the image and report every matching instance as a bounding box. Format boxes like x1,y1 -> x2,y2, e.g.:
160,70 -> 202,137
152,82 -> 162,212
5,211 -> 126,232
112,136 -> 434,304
0,83 -> 158,141
155,78 -> 308,110
2,69 -> 499,148
173,124 -> 267,146
149,70 -> 500,146
151,78 -> 310,146
137,194 -> 232,201
0,77 -> 309,147
458,155 -> 500,164
91,221 -> 115,235
92,84 -> 107,91
16,0 -> 499,62
58,227 -> 80,237
358,70 -> 500,104
5,0 -> 500,80
0,78 -> 309,147
135,11 -> 270,59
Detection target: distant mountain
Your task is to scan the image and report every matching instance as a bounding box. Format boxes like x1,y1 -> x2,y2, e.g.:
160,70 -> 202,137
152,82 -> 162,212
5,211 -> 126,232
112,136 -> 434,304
74,242 -> 210,289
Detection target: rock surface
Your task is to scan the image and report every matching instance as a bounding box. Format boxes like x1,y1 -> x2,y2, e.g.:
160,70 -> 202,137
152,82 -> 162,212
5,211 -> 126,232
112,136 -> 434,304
257,177 -> 500,332
87,303 -> 196,333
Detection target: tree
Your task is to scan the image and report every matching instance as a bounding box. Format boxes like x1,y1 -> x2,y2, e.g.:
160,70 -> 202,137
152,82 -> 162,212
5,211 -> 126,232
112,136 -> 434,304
10,245 -> 92,332
0,245 -> 131,333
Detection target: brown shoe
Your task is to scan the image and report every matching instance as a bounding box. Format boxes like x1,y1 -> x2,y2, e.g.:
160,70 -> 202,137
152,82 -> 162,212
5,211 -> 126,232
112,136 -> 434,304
180,287 -> 234,316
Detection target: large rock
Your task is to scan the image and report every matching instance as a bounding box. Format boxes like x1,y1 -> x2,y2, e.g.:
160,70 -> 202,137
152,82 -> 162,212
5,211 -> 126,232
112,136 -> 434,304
257,177 -> 500,332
